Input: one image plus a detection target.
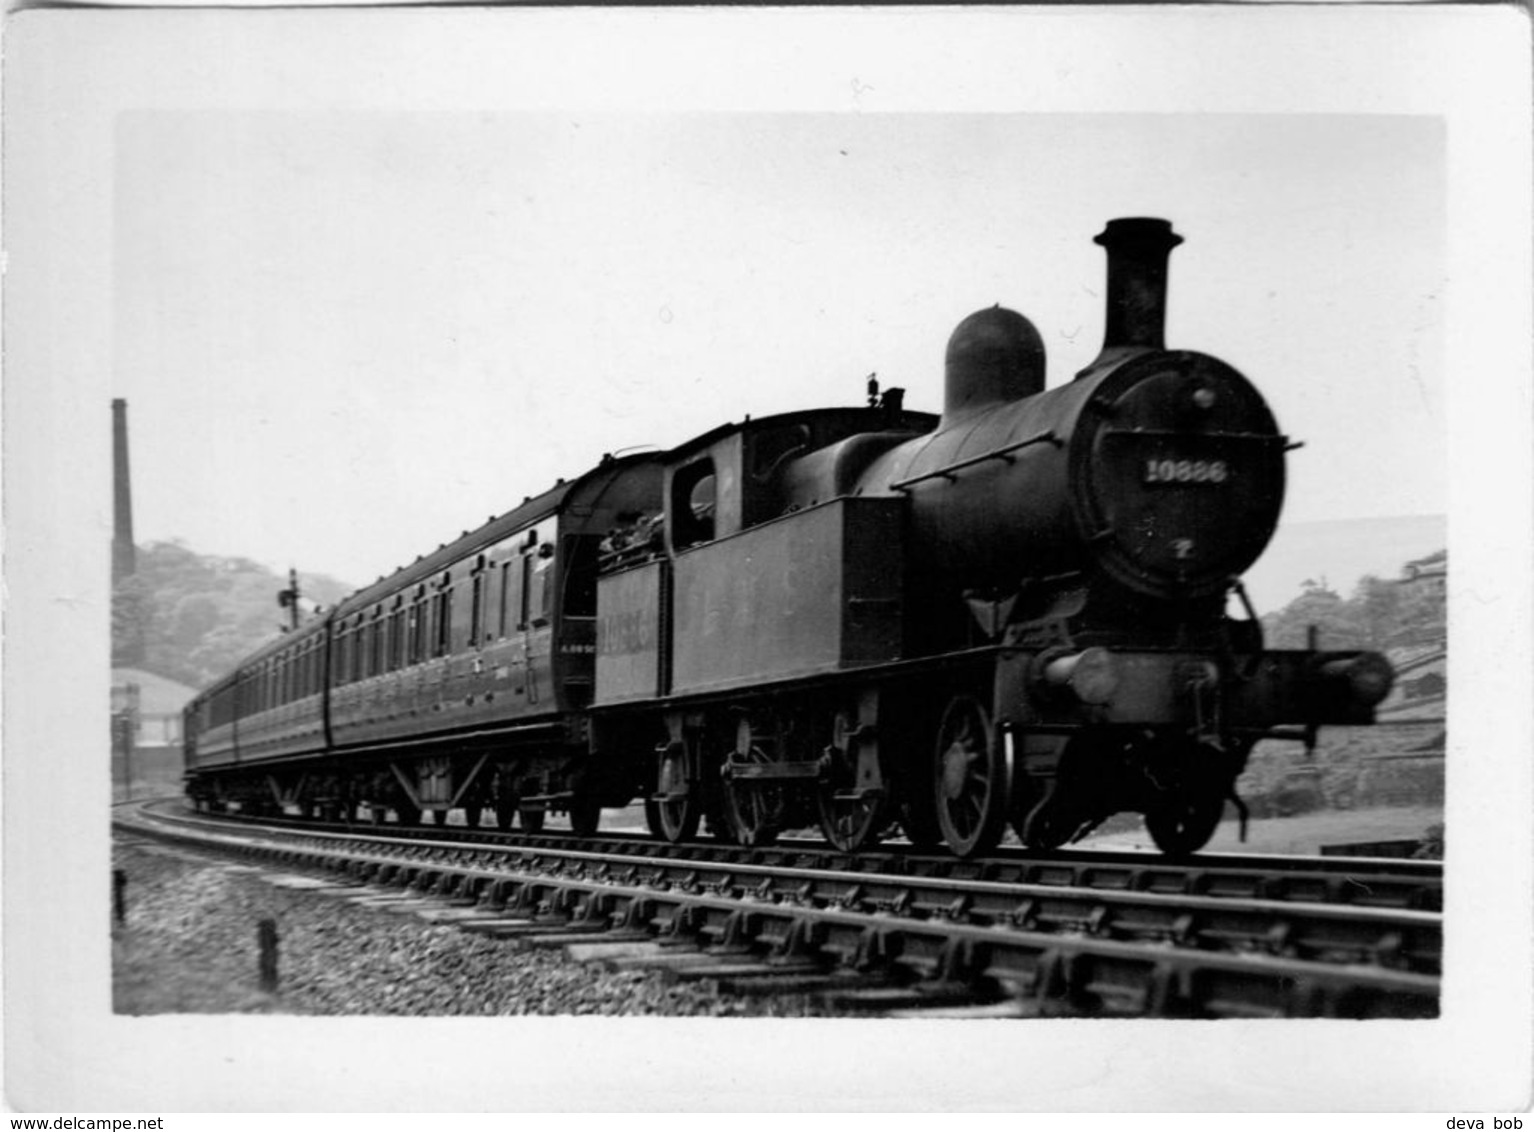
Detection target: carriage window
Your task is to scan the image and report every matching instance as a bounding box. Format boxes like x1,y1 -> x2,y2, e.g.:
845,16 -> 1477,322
351,617 -> 367,682
469,558 -> 486,646
498,561 -> 513,638
433,582 -> 453,658
671,459 -> 717,549
518,554 -> 534,629
408,588 -> 426,664
388,599 -> 404,671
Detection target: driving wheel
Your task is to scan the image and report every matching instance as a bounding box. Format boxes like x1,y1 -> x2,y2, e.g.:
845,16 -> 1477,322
815,711 -> 886,853
722,718 -> 787,848
931,694 -> 1008,858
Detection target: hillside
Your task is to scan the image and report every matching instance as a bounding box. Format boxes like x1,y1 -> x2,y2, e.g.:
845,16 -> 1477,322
1260,547 -> 1446,652
112,541 -> 355,690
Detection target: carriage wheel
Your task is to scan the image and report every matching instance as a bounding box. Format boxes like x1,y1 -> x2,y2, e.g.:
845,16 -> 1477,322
431,809 -> 448,827
932,694 -> 1008,858
652,744 -> 702,843
1144,783 -> 1226,856
815,712 -> 886,854
721,716 -> 789,848
518,806 -> 546,833
463,804 -> 482,829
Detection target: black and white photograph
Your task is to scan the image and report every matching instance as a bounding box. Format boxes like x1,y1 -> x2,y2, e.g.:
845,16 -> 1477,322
4,4 -> 1531,1114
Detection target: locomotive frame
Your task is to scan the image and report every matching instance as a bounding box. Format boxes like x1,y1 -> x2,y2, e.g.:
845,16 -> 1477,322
183,217 -> 1394,858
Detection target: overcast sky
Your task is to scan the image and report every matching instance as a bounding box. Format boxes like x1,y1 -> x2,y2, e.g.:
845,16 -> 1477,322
109,111 -> 1444,595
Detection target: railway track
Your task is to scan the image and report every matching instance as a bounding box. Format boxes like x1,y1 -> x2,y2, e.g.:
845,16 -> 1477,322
116,800 -> 1442,1019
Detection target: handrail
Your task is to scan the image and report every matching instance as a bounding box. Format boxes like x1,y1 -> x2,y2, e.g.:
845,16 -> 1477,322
890,430 -> 1061,492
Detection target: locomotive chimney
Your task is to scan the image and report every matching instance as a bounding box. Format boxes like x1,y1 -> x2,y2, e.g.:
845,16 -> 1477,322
1091,217 -> 1183,360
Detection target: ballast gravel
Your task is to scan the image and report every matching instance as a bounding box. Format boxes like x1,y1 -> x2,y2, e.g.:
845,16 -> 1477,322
111,837 -> 833,1017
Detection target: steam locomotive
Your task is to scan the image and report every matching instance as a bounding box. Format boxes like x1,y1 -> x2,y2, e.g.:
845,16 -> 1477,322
183,218 -> 1393,857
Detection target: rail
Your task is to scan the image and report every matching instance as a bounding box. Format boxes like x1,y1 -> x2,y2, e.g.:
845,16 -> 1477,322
116,800 -> 1443,1018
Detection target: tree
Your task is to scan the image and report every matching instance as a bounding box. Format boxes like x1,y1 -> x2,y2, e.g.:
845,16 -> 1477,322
111,539 -> 356,688
1262,552 -> 1445,653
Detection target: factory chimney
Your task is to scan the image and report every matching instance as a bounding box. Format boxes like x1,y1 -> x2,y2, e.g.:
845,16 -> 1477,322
112,399 -> 137,584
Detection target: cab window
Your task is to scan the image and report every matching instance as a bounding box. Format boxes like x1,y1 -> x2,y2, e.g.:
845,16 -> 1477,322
671,459 -> 716,549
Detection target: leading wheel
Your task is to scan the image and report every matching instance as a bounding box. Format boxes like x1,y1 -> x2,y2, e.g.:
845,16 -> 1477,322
815,712 -> 886,854
932,694 -> 1008,858
1144,788 -> 1225,856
